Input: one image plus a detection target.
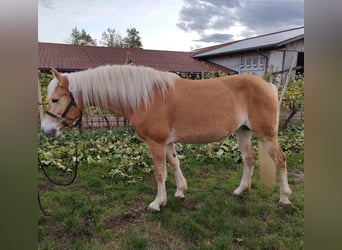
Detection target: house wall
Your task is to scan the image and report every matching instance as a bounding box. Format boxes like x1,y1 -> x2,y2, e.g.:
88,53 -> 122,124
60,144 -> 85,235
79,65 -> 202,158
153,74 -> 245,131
268,39 -> 304,81
206,54 -> 241,73
208,51 -> 270,77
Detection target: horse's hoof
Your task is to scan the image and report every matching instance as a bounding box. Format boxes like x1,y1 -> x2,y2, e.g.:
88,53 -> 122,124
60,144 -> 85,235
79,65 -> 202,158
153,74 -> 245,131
279,200 -> 292,206
147,207 -> 160,212
175,191 -> 185,199
279,196 -> 291,206
175,195 -> 186,200
232,191 -> 243,197
148,202 -> 161,212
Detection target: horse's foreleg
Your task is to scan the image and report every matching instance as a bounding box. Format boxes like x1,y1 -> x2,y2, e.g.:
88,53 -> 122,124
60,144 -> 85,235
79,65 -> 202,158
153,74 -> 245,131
260,137 -> 292,205
166,143 -> 187,198
233,129 -> 255,196
147,141 -> 167,211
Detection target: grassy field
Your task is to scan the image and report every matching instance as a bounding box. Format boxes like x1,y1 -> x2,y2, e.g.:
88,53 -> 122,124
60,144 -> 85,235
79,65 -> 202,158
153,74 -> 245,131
38,125 -> 304,249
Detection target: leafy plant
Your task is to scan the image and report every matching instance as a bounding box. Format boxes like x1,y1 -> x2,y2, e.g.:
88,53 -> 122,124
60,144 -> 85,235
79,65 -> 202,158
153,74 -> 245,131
277,75 -> 304,128
38,125 -> 303,183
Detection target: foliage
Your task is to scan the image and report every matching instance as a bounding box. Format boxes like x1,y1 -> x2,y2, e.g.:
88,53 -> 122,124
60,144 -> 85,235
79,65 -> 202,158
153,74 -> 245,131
100,28 -> 123,47
38,124 -> 303,184
68,27 -> 97,46
38,72 -> 53,103
279,75 -> 304,127
175,71 -> 231,80
279,75 -> 304,111
262,69 -> 304,128
38,128 -> 151,183
122,28 -> 143,48
38,132 -> 77,171
65,26 -> 143,48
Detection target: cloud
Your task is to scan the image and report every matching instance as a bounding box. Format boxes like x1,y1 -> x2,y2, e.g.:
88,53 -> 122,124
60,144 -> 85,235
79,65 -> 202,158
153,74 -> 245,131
38,0 -> 54,10
194,33 -> 234,43
177,0 -> 304,44
177,0 -> 239,35
236,1 -> 304,33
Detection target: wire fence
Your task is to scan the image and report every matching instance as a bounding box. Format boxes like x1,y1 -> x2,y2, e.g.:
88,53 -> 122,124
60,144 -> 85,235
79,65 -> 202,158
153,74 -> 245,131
81,115 -> 129,129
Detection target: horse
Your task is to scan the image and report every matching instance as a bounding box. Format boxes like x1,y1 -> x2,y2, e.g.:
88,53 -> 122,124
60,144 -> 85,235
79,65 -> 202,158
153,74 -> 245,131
41,65 -> 291,211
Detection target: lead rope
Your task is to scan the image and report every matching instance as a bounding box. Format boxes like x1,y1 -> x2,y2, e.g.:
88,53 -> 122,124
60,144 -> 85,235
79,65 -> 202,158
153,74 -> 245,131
38,130 -> 81,216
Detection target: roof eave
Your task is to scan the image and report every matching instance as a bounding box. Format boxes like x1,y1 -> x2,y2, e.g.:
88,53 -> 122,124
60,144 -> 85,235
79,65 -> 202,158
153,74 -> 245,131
193,44 -> 279,59
277,34 -> 304,47
193,34 -> 304,59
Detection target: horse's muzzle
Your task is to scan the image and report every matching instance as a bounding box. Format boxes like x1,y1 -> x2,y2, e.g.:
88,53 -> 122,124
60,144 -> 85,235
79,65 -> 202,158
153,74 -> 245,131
42,127 -> 57,137
41,119 -> 60,138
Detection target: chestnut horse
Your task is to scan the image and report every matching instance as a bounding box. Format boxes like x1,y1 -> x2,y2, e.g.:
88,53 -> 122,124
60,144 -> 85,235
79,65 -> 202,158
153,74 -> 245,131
41,65 -> 291,211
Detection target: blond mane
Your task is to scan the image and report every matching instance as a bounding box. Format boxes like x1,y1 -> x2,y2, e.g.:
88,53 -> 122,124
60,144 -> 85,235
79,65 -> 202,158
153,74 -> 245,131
63,65 -> 179,111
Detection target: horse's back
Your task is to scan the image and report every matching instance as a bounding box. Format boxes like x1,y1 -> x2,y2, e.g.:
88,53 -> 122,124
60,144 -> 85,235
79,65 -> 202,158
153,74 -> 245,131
130,73 -> 279,144
164,74 -> 278,143
173,74 -> 278,111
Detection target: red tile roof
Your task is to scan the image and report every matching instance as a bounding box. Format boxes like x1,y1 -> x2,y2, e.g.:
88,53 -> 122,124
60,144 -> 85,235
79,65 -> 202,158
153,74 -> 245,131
38,42 -> 234,74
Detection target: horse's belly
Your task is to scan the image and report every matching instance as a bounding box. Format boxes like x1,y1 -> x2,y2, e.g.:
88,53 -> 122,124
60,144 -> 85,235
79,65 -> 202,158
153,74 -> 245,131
172,123 -> 234,144
176,133 -> 229,144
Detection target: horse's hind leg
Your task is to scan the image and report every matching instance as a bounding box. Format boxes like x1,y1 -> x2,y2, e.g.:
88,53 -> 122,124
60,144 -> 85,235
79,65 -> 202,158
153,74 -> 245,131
260,136 -> 292,205
166,143 -> 187,198
233,128 -> 255,196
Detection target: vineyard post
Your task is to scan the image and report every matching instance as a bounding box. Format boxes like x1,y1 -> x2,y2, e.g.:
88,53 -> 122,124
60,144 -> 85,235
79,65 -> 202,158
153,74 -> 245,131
279,56 -> 296,110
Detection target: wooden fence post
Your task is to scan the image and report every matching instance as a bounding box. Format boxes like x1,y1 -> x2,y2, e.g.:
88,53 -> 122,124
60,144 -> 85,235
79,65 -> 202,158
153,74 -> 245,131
279,57 -> 296,110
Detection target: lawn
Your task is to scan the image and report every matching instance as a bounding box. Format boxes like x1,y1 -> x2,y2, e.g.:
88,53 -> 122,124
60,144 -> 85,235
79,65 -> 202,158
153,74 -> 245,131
38,125 -> 304,249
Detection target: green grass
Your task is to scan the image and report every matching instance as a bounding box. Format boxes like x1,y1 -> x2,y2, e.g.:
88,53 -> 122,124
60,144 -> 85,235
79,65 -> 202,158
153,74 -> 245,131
38,126 -> 304,249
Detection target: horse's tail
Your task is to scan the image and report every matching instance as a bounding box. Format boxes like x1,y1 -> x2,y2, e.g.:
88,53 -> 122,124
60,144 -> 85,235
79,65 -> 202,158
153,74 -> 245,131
258,82 -> 279,188
258,141 -> 276,188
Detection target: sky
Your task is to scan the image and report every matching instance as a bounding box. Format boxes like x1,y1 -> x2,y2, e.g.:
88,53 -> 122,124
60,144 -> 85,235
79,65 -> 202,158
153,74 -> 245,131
38,0 -> 304,52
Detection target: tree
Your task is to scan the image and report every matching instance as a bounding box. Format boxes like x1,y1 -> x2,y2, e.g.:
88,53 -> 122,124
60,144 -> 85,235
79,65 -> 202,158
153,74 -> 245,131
122,28 -> 142,48
100,28 -> 123,47
279,75 -> 304,128
68,27 -> 97,46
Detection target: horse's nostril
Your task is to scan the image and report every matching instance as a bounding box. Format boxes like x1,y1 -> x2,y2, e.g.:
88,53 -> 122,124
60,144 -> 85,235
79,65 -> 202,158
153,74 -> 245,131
42,128 -> 57,138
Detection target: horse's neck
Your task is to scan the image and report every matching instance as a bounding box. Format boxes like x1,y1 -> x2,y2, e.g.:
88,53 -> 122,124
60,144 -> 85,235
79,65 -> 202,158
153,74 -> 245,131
70,72 -> 133,118
77,92 -> 127,118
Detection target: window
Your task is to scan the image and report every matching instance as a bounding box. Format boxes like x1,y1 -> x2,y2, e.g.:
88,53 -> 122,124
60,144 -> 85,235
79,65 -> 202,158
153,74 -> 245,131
246,58 -> 251,68
252,57 -> 258,67
259,56 -> 266,67
240,58 -> 245,68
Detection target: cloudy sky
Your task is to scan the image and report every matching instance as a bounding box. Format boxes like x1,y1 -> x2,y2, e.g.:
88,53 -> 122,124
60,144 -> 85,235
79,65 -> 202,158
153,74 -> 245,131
38,0 -> 304,51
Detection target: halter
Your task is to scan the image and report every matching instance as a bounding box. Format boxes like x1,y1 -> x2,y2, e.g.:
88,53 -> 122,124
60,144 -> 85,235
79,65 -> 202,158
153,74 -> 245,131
44,92 -> 83,129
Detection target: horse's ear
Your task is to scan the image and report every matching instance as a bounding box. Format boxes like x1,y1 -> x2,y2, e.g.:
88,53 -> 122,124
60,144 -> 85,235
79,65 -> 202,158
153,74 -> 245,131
51,68 -> 65,87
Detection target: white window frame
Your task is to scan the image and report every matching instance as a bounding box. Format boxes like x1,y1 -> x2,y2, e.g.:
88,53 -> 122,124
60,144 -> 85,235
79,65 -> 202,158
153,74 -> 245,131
259,56 -> 266,67
246,58 -> 251,68
240,58 -> 245,68
252,57 -> 258,67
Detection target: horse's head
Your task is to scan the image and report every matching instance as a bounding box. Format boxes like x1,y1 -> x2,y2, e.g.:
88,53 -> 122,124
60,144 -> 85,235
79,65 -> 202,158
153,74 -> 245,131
41,68 -> 82,137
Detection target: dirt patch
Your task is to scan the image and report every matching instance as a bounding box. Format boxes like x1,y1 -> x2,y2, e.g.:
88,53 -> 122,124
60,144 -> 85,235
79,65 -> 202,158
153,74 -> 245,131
143,221 -> 187,250
105,197 -> 148,231
103,196 -> 188,249
107,207 -> 147,229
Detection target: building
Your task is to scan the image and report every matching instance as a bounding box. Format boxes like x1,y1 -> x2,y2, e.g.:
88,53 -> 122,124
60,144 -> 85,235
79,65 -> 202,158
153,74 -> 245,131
193,26 -> 304,82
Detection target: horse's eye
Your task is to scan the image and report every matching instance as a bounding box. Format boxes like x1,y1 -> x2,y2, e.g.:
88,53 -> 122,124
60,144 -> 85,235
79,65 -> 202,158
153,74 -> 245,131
51,98 -> 60,104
